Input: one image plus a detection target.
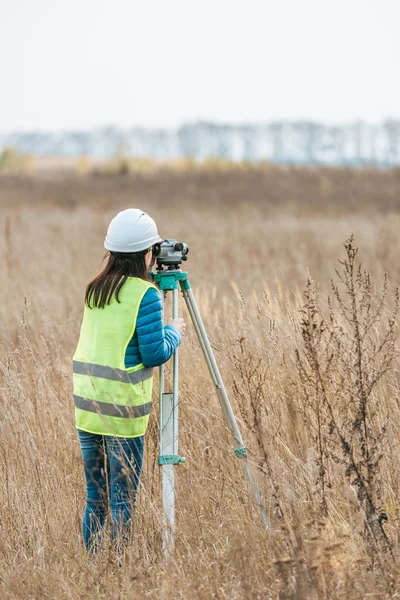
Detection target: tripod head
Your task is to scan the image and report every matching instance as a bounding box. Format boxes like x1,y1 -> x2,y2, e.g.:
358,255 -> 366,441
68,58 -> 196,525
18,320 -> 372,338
153,239 -> 189,271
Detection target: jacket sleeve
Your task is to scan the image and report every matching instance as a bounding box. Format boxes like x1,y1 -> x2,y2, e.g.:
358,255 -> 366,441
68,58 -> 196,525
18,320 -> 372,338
136,287 -> 182,368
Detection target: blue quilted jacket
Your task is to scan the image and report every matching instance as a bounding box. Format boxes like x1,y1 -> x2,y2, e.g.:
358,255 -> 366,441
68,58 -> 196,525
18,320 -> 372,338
124,287 -> 182,368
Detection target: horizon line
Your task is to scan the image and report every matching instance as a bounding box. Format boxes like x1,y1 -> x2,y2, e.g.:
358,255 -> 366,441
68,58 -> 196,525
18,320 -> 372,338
1,117 -> 400,137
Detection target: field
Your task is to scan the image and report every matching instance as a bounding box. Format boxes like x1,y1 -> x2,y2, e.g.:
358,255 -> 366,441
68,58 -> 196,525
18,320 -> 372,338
1,165 -> 400,599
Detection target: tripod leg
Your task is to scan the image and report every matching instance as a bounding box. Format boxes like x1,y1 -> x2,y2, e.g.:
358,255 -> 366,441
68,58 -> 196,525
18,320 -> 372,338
181,284 -> 269,528
172,288 -> 179,463
160,390 -> 175,560
159,287 -> 182,563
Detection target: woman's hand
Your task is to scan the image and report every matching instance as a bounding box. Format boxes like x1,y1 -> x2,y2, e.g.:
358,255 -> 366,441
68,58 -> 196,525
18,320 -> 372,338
168,317 -> 186,336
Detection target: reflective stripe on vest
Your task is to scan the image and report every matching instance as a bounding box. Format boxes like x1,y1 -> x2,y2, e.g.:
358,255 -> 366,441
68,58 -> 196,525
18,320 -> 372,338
73,360 -> 153,385
74,395 -> 152,418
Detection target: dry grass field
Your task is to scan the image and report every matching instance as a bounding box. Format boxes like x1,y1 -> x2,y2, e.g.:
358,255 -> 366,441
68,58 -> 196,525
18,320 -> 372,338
1,166 -> 400,599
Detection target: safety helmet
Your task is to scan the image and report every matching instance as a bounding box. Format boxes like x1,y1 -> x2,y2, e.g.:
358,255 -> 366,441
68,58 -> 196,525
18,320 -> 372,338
104,208 -> 162,253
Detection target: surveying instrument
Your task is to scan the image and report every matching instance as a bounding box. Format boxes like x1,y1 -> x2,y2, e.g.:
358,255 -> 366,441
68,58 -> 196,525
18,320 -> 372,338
153,240 -> 269,561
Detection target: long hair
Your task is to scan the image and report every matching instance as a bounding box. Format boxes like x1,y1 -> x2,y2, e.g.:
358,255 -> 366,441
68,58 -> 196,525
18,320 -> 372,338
85,250 -> 150,309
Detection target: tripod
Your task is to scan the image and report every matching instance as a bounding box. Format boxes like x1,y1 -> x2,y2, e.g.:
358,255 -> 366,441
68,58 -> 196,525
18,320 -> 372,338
155,268 -> 269,562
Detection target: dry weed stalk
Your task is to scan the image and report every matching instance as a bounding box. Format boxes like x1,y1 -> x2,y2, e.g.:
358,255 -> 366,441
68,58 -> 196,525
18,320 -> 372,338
232,335 -> 284,520
296,236 -> 399,556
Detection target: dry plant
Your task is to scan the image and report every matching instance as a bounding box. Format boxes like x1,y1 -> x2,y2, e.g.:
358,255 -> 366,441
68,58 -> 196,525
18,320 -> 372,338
296,237 -> 399,555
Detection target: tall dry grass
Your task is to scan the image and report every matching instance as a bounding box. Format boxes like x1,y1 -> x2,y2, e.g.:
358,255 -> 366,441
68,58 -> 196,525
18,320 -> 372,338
1,167 -> 400,599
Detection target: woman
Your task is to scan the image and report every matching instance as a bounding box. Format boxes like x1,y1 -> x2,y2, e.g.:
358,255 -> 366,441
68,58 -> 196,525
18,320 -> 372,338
73,208 -> 185,552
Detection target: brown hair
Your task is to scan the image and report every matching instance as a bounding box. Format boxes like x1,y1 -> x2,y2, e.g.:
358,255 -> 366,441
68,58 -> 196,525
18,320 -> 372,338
85,250 -> 151,309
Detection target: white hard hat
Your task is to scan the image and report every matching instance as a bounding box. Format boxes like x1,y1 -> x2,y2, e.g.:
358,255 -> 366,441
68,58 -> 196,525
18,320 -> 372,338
104,208 -> 163,253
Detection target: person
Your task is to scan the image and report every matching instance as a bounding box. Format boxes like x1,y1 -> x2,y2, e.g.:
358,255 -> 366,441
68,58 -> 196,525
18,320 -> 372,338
73,208 -> 185,553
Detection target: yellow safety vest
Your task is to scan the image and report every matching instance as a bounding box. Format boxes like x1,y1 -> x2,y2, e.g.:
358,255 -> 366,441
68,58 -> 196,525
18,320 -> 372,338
73,277 -> 157,438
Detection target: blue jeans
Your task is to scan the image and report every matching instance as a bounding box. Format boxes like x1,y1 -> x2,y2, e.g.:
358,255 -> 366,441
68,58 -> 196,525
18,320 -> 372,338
77,429 -> 145,552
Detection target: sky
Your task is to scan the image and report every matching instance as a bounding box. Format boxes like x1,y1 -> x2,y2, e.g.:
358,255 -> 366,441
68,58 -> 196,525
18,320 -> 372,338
1,0 -> 399,132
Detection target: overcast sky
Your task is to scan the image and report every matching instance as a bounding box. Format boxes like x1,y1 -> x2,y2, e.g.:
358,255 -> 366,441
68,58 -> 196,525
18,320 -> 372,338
1,0 -> 399,132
